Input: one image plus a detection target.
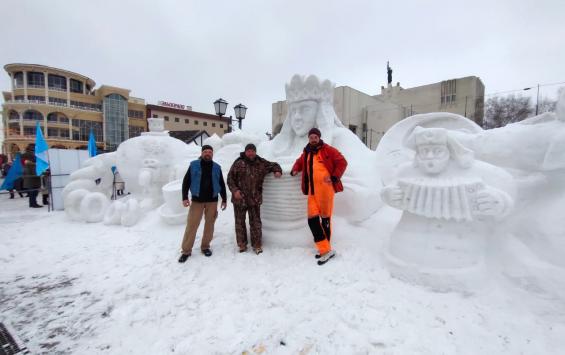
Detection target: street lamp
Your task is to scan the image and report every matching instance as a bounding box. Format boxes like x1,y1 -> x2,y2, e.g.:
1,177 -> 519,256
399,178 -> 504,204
214,98 -> 232,132
233,103 -> 247,129
523,84 -> 540,115
213,98 -> 228,117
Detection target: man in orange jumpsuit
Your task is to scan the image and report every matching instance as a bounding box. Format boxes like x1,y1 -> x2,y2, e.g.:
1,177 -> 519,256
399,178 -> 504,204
291,128 -> 347,265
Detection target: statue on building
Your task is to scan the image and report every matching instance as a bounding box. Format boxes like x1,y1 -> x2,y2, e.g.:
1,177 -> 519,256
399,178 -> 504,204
387,61 -> 393,85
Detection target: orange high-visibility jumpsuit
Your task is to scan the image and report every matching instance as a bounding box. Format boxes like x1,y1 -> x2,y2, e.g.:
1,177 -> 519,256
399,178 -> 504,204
307,151 -> 334,255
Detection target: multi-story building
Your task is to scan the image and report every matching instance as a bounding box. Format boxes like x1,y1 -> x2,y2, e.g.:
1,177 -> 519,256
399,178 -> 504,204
1,63 -> 146,156
272,75 -> 485,149
146,103 -> 231,138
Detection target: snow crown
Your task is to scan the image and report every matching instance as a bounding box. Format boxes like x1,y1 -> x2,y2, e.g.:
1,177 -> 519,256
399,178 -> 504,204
285,74 -> 335,104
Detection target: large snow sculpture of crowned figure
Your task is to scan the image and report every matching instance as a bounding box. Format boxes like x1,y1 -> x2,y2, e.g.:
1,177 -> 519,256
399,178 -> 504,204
380,124 -> 515,289
259,74 -> 382,235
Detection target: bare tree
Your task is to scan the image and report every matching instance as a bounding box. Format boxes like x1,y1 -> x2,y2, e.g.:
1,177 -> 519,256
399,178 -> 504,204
537,97 -> 557,114
484,94 -> 532,128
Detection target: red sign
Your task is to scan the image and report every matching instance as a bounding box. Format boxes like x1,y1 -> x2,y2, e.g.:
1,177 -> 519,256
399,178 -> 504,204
158,101 -> 185,110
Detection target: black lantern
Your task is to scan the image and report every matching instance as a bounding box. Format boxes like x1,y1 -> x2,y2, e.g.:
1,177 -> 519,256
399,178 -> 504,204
234,103 -> 247,129
213,98 -> 228,117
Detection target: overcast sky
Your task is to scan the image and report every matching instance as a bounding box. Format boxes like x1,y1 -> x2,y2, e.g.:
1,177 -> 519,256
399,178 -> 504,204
2,0 -> 565,135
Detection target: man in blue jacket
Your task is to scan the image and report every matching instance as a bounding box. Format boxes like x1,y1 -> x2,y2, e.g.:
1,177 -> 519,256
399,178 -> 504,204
179,145 -> 227,262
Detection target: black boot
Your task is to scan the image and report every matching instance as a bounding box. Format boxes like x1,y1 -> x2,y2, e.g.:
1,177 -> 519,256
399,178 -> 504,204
42,195 -> 49,205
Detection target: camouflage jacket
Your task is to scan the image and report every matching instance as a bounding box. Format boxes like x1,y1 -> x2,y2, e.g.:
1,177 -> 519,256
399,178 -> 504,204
227,153 -> 282,206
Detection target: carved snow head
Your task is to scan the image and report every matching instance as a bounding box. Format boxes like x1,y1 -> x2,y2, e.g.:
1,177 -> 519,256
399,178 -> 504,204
272,74 -> 344,157
407,127 -> 474,175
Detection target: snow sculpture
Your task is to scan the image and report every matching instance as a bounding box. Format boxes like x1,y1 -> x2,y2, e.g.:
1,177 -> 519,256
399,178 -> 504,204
381,126 -> 515,289
65,117 -> 192,226
448,89 -> 565,269
158,180 -> 187,225
63,153 -> 116,223
259,74 -> 383,234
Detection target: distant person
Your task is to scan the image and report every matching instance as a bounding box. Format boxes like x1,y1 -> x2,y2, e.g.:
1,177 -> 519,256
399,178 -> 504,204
227,143 -> 282,254
290,128 -> 347,265
23,159 -> 42,208
114,170 -> 125,196
178,145 -> 227,263
40,169 -> 51,206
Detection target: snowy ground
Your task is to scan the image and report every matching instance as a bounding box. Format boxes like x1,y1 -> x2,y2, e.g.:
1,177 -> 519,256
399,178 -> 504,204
1,191 -> 565,354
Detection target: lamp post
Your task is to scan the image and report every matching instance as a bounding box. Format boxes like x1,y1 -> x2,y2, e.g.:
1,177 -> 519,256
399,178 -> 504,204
523,84 -> 540,115
214,99 -> 248,131
213,98 -> 231,131
233,103 -> 247,130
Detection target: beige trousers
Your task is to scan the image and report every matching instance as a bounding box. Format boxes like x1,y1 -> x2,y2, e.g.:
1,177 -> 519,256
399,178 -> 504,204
181,201 -> 218,254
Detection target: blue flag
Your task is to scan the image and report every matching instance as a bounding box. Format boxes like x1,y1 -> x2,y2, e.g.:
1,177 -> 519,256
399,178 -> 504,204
0,153 -> 23,190
88,129 -> 97,157
35,121 -> 49,175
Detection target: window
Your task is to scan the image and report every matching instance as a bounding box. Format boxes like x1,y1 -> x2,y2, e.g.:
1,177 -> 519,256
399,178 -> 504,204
152,114 -> 158,118
128,110 -> 144,119
129,125 -> 145,138
14,72 -> 24,87
49,97 -> 67,106
14,95 -> 25,101
212,123 -> 216,127
175,117 -> 179,123
220,124 -> 224,128
70,100 -> 102,111
9,111 -> 19,121
8,122 -> 20,135
47,112 -> 69,123
28,95 -> 45,103
203,122 -> 207,126
27,72 -> 45,87
69,79 -> 83,93
48,74 -> 67,91
194,120 -> 199,125
23,110 -> 43,121
184,119 -> 189,124
24,127 -> 36,136
441,79 -> 457,106
103,94 -> 128,150
72,118 -> 103,142
164,116 -> 169,121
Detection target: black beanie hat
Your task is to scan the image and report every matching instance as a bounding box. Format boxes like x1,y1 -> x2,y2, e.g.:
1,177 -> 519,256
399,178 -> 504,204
244,143 -> 257,152
308,128 -> 321,137
201,145 -> 213,152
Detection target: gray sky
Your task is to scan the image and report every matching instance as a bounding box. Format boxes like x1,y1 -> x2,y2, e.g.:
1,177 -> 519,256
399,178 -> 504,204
2,0 -> 565,135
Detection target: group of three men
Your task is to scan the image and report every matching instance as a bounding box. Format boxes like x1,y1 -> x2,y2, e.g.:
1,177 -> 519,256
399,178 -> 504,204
178,127 -> 347,265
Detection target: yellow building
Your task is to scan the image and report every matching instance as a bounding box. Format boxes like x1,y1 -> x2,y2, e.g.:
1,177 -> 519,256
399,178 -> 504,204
1,63 -> 146,157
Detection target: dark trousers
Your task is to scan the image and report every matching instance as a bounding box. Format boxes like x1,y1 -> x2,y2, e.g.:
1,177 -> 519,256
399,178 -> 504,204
28,190 -> 39,207
234,205 -> 262,249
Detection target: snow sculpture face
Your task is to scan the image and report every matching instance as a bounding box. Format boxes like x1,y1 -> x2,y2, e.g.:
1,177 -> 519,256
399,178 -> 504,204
289,100 -> 318,137
415,143 -> 450,175
270,74 -> 343,157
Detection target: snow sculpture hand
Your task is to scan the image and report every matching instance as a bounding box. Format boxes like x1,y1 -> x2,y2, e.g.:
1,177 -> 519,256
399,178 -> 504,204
380,185 -> 404,208
473,188 -> 512,217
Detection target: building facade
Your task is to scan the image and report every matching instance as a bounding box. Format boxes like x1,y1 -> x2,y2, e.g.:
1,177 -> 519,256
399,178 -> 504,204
272,75 -> 485,149
1,63 -> 146,156
146,103 -> 231,138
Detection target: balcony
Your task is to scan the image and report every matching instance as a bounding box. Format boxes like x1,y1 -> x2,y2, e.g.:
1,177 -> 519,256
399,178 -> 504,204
4,99 -> 102,113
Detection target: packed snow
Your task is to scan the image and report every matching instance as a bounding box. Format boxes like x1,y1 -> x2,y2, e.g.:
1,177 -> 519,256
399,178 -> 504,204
1,192 -> 565,354
2,75 -> 565,354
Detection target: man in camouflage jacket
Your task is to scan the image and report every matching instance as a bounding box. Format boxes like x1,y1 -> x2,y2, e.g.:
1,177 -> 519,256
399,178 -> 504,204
227,143 -> 282,254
